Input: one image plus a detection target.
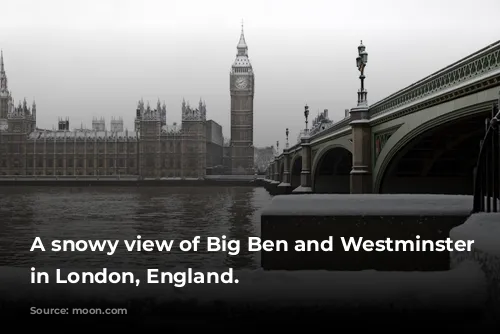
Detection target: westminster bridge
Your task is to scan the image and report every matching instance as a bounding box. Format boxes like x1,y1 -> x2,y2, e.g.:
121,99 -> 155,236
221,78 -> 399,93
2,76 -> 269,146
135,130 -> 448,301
264,40 -> 500,196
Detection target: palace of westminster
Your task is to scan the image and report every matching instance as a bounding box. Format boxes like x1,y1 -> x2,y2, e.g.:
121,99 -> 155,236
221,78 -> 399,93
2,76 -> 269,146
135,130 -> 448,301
0,26 -> 260,178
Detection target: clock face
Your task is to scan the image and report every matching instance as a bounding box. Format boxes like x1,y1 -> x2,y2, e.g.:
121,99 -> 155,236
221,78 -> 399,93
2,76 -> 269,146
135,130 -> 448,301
235,77 -> 248,89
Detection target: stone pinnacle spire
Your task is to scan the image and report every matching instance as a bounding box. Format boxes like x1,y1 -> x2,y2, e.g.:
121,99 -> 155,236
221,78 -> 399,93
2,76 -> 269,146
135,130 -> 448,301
0,50 -> 7,92
237,19 -> 247,51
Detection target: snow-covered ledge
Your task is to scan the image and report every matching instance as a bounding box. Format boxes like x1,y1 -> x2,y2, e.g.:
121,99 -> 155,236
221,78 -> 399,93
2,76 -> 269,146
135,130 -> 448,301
261,194 -> 472,271
450,213 -> 500,319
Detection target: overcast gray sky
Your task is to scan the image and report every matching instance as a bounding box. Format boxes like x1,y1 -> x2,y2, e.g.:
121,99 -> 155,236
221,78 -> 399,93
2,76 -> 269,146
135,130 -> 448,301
1,0 -> 499,147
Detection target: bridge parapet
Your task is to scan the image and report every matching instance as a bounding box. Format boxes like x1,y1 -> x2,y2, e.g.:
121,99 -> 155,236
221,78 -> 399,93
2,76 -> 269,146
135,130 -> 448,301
369,41 -> 500,118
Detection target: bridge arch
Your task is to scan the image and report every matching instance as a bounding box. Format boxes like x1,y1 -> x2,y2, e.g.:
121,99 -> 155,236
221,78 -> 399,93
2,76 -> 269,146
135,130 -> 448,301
290,154 -> 302,189
312,144 -> 352,193
375,104 -> 493,194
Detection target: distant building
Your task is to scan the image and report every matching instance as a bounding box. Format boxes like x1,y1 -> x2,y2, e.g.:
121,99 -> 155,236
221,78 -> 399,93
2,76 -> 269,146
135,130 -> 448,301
223,137 -> 232,174
205,119 -> 223,175
254,146 -> 274,174
0,51 -> 215,178
309,109 -> 333,136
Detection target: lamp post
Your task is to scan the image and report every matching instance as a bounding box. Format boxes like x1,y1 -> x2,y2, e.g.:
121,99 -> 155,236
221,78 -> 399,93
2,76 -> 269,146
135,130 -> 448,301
286,128 -> 289,148
304,105 -> 310,132
349,39 -> 371,194
276,141 -> 279,155
356,40 -> 368,106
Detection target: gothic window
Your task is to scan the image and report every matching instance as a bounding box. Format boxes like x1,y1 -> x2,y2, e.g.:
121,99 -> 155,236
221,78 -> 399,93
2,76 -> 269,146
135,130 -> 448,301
129,159 -> 135,168
88,159 -> 93,168
47,159 -> 53,168
57,159 -> 63,168
67,159 -> 73,168
109,159 -> 114,168
119,159 -> 124,168
98,159 -> 103,168
37,159 -> 43,168
77,159 -> 83,168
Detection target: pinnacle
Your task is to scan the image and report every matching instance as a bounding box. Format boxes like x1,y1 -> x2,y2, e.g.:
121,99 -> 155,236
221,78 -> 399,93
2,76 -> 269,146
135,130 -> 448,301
237,22 -> 247,50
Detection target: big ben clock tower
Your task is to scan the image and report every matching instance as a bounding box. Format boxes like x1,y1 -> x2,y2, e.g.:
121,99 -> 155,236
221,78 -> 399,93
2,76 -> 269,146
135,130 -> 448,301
230,22 -> 255,175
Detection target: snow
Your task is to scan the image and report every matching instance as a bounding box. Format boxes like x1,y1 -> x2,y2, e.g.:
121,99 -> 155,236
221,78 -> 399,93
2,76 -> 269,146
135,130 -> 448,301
205,175 -> 256,181
262,194 -> 473,216
450,213 -> 500,258
0,261 -> 486,309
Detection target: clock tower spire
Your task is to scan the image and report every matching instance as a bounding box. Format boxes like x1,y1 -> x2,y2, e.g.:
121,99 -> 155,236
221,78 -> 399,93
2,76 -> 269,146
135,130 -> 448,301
229,22 -> 255,175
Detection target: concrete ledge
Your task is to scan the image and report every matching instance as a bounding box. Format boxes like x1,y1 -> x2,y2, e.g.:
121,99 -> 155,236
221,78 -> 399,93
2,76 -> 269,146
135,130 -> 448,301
261,194 -> 472,271
291,185 -> 313,194
264,181 -> 280,195
450,213 -> 500,321
261,194 -> 473,216
0,175 -> 264,187
276,182 -> 293,195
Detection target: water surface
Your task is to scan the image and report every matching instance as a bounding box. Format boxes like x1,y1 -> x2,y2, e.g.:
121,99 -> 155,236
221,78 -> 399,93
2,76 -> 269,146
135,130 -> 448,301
0,186 -> 271,270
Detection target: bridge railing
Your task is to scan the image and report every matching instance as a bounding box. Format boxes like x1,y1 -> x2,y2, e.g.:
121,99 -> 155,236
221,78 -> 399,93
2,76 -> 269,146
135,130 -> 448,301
472,101 -> 500,213
369,40 -> 500,118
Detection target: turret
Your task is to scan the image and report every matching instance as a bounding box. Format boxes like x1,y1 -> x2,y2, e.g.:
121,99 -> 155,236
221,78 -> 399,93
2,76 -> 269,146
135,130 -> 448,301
32,100 -> 36,120
161,101 -> 167,126
92,116 -> 106,131
0,50 -> 7,92
58,117 -> 70,131
110,116 -> 124,132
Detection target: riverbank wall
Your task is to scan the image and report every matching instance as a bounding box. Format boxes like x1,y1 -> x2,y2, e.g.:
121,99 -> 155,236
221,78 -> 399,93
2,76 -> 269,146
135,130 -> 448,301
0,175 -> 264,187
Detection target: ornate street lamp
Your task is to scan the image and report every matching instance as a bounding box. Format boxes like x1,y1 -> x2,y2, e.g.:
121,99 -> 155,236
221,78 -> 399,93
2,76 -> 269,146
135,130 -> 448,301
285,128 -> 289,148
304,105 -> 310,132
276,141 -> 279,155
356,40 -> 368,106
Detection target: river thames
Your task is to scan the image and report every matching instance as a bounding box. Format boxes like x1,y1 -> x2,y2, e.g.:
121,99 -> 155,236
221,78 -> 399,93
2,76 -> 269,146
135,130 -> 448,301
0,186 -> 272,270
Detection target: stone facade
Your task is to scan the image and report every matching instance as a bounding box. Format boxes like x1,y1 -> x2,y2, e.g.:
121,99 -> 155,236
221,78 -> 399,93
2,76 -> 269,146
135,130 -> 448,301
0,99 -> 207,178
205,119 -> 223,174
0,51 -> 209,178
